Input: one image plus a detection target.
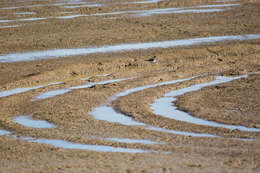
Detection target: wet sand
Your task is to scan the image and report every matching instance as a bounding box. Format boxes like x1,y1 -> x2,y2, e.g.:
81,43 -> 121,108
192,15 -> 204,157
0,0 -> 260,172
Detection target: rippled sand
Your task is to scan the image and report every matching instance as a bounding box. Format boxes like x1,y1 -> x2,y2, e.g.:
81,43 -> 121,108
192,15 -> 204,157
0,0 -> 260,172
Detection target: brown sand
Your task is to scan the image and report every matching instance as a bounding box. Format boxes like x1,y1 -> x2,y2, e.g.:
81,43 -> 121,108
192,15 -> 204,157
0,0 -> 260,172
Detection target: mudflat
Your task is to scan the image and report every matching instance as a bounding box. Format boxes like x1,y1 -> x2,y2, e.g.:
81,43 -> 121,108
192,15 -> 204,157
0,0 -> 260,172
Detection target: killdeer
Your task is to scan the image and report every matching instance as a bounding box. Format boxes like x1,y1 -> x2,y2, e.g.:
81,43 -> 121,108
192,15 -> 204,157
147,56 -> 157,63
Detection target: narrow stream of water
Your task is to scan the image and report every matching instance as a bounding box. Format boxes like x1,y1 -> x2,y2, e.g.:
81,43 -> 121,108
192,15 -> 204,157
1,34 -> 259,62
0,82 -> 63,98
34,78 -> 130,100
89,76 -> 218,137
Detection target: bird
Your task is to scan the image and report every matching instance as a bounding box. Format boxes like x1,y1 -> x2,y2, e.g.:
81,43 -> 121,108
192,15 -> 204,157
147,56 -> 157,63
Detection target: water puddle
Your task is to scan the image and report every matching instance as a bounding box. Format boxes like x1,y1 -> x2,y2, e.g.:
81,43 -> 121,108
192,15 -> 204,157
132,8 -> 182,16
63,4 -> 102,8
57,14 -> 88,19
15,12 -> 36,15
134,8 -> 225,16
91,106 -> 146,126
17,17 -> 47,21
34,89 -> 71,100
0,19 -> 13,23
216,0 -> 238,2
100,73 -> 112,77
13,115 -> 56,128
151,75 -> 260,132
60,11 -> 74,14
0,17 -> 46,23
122,0 -> 162,4
34,78 -> 129,100
165,8 -> 225,14
89,77 -> 218,138
0,82 -> 62,98
194,4 -> 239,8
1,34 -> 259,63
0,129 -> 11,136
21,137 -> 149,153
0,2 -> 88,10
146,126 -> 217,137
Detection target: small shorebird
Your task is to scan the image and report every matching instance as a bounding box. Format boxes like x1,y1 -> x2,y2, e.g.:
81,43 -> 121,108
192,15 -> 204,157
147,56 -> 157,63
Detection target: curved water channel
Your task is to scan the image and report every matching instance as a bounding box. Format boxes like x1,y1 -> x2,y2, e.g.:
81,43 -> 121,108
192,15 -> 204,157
90,73 -> 260,138
0,77 -> 160,153
90,76 -> 219,137
0,0 -> 259,155
150,75 -> 260,132
1,11 -> 259,149
1,73 -> 260,153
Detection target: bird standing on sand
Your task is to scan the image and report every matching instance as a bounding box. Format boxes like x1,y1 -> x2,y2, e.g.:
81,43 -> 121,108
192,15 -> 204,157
147,56 -> 157,63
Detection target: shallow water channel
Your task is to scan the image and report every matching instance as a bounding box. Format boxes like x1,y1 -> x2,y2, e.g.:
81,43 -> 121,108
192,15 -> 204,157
1,34 -> 259,62
0,82 -> 63,98
90,73 -> 260,138
1,73 -> 259,153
